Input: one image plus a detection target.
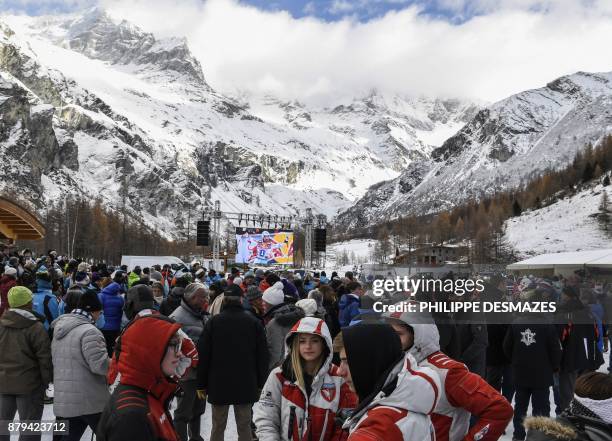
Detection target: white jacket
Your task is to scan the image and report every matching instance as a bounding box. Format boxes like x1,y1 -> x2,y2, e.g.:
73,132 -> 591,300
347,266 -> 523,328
342,352 -> 440,441
254,317 -> 357,441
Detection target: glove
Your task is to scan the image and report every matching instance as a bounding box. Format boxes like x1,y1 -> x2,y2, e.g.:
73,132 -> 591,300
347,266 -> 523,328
175,355 -> 193,378
196,389 -> 207,400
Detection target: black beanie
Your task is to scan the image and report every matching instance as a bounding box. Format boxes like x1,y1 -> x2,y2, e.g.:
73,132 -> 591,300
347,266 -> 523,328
342,324 -> 403,402
77,289 -> 103,312
224,284 -> 243,298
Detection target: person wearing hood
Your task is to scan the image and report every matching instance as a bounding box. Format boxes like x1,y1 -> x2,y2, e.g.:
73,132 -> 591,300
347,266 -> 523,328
106,286 -> 199,389
0,286 -> 52,441
335,323 -> 441,441
254,317 -> 358,441
384,304 -> 513,441
169,283 -> 210,441
97,315 -> 191,441
99,278 -> 125,356
525,371 -> 612,441
32,266 -> 59,332
152,281 -> 165,308
0,266 -> 17,317
263,281 -> 306,372
196,290 -> 268,441
51,290 -> 110,441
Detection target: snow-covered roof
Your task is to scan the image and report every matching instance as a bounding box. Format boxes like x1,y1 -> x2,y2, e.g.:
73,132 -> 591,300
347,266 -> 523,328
507,248 -> 612,270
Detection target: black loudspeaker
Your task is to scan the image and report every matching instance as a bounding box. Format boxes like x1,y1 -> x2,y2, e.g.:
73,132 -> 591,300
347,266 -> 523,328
196,220 -> 210,246
314,228 -> 326,252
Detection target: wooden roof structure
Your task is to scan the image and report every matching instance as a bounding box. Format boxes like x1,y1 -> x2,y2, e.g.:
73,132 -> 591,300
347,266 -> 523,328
0,197 -> 45,241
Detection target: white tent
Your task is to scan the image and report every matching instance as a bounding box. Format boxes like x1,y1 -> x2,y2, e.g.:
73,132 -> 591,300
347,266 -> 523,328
507,249 -> 612,273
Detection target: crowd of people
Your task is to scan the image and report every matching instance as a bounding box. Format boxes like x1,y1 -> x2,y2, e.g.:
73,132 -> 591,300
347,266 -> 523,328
0,245 -> 611,441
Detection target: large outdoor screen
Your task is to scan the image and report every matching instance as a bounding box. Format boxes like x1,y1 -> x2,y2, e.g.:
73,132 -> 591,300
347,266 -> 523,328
235,228 -> 294,265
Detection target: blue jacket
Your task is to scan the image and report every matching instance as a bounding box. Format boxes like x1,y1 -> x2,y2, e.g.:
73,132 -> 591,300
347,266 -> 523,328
338,293 -> 361,328
281,279 -> 298,300
33,280 -> 59,330
99,282 -> 125,331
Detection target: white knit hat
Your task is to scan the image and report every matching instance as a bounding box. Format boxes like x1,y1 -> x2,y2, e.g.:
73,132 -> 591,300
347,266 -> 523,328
262,281 -> 284,306
296,298 -> 318,317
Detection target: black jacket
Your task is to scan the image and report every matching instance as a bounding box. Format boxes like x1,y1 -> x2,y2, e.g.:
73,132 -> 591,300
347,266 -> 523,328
504,312 -> 562,388
432,311 -> 460,360
197,301 -> 268,405
556,299 -> 601,372
487,323 -> 511,366
323,298 -> 341,338
159,287 -> 184,317
455,309 -> 488,375
97,384 -> 168,441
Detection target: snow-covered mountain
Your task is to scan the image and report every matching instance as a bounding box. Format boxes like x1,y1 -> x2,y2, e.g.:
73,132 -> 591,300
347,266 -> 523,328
336,71 -> 612,229
504,183 -> 611,257
0,8 -> 477,237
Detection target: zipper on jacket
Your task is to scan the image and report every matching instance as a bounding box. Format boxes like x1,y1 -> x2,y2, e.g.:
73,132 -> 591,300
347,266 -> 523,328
288,406 -> 296,441
307,415 -> 313,441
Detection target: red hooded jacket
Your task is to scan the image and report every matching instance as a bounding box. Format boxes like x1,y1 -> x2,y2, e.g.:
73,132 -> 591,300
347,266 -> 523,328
98,316 -> 183,441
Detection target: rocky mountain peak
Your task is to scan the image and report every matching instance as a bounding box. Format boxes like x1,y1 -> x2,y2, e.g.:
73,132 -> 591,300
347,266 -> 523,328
11,8 -> 209,87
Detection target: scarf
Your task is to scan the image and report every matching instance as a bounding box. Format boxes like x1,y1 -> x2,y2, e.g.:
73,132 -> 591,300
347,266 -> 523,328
572,395 -> 612,424
71,309 -> 94,323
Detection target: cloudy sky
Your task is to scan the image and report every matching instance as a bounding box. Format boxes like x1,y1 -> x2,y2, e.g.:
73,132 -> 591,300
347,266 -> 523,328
2,0 -> 612,104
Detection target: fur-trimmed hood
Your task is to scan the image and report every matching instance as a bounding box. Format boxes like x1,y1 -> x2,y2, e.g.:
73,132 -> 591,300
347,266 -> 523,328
525,414 -> 612,441
525,417 -> 577,441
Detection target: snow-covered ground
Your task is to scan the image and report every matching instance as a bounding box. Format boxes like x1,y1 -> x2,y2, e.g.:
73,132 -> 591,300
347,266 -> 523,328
504,184 -> 612,257
323,238 -> 379,274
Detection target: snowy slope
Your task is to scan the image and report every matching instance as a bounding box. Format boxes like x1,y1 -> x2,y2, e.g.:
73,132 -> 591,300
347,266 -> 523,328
337,71 -> 612,229
504,184 -> 612,257
0,9 -> 478,237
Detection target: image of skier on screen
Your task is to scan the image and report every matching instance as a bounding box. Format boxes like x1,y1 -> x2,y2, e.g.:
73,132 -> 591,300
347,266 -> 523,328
253,231 -> 287,265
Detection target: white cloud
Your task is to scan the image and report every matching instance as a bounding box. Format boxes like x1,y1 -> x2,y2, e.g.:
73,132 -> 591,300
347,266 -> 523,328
328,0 -> 355,14
302,1 -> 316,14
98,0 -> 612,105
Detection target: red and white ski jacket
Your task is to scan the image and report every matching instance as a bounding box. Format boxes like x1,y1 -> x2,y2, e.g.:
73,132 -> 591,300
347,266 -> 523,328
254,317 -> 358,441
386,308 -> 513,441
342,352 -> 440,441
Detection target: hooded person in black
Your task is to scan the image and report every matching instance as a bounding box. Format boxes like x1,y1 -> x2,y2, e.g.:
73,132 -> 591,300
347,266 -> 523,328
341,324 -> 404,402
338,323 -> 441,440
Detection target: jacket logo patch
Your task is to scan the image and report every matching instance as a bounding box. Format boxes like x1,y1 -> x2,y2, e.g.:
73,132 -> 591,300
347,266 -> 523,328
320,383 -> 336,402
474,423 -> 490,441
520,328 -> 536,346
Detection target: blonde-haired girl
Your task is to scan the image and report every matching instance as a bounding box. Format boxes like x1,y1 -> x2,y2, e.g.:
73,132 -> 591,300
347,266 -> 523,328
254,317 -> 357,441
